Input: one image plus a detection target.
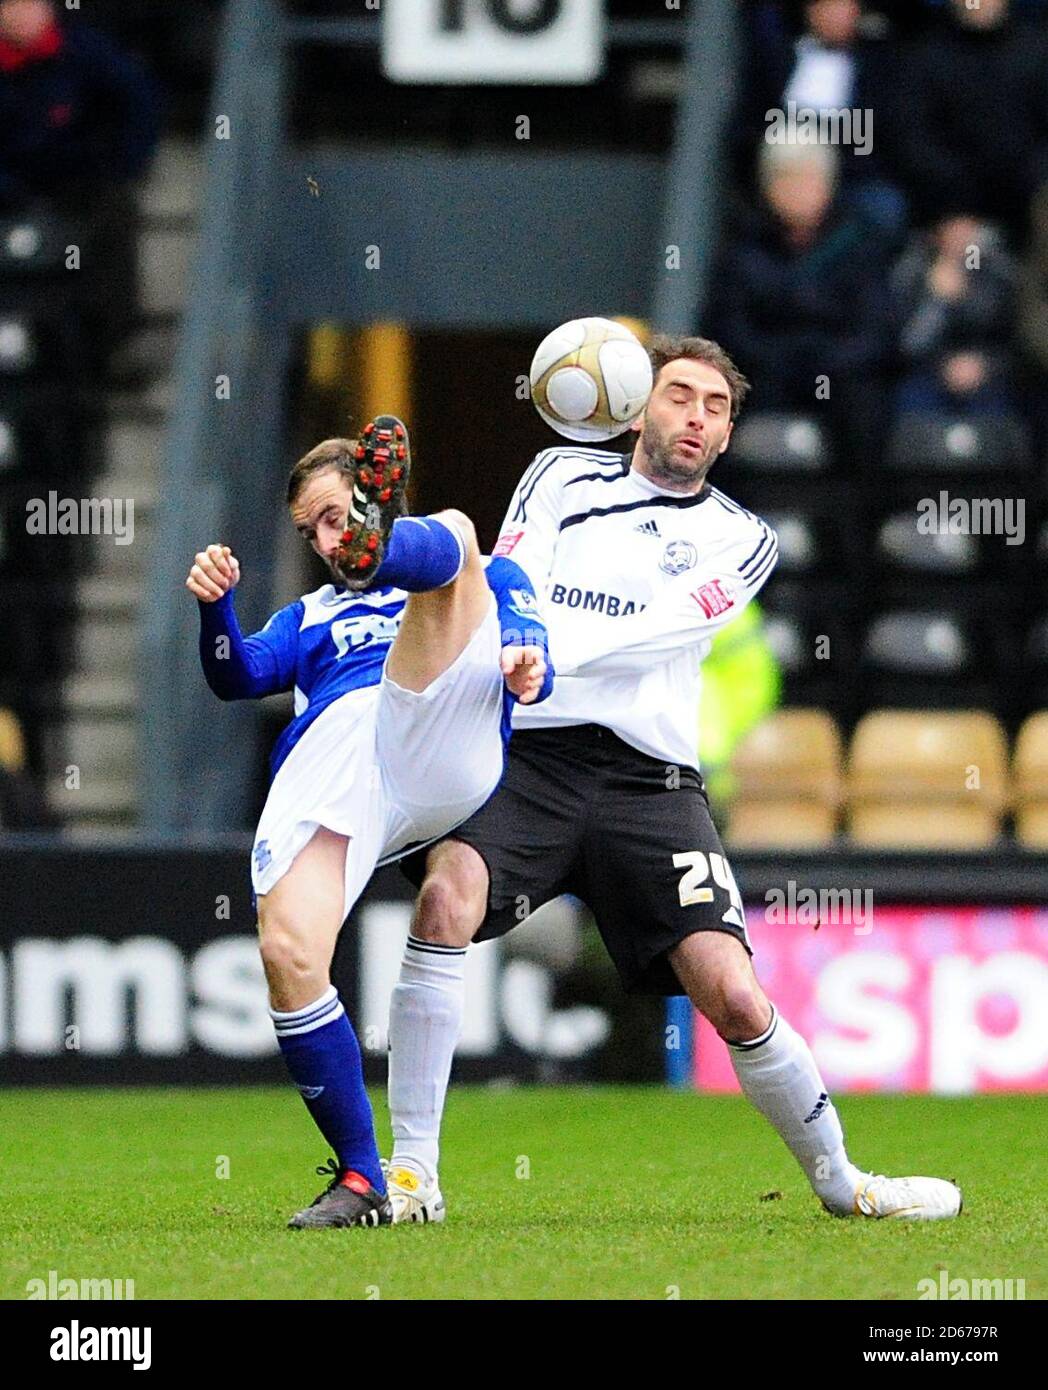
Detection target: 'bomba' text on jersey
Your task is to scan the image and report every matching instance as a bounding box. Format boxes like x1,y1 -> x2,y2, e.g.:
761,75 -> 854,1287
549,585 -> 647,616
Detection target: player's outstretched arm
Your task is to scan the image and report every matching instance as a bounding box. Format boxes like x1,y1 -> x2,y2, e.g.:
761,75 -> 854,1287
187,543 -> 300,701
485,554 -> 555,706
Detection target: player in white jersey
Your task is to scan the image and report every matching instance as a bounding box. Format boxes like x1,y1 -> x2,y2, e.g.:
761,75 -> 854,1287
387,339 -> 962,1227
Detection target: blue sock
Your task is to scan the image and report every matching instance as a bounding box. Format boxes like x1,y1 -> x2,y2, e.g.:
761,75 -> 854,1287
371,516 -> 465,591
271,986 -> 385,1194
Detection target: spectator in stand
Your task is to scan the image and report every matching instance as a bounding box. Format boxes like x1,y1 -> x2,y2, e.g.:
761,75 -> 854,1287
735,1 -> 908,240
0,0 -> 162,371
0,0 -> 160,206
896,0 -> 1048,244
710,137 -> 894,470
1018,183 -> 1048,447
893,215 -> 1018,417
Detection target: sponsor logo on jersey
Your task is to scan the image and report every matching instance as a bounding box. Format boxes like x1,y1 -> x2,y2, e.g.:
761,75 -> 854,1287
549,583 -> 646,616
634,518 -> 661,537
690,579 -> 734,619
331,612 -> 400,659
494,530 -> 525,557
253,839 -> 272,873
659,539 -> 698,576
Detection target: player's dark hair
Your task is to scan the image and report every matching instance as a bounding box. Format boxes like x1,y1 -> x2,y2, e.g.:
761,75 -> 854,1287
648,335 -> 751,421
286,437 -> 358,506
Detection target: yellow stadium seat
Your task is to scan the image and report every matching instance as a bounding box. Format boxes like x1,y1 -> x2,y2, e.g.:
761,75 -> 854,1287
847,709 -> 1008,848
724,709 -> 842,847
0,707 -> 26,774
726,800 -> 837,849
1013,711 -> 1048,848
850,802 -> 1001,850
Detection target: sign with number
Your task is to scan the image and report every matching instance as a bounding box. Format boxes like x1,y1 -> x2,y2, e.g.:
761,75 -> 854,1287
382,0 -> 604,85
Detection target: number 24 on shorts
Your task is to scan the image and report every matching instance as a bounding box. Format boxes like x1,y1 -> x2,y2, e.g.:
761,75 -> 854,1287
673,850 -> 744,916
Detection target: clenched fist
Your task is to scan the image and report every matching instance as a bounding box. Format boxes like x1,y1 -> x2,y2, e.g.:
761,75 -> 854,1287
500,645 -> 548,705
186,544 -> 241,602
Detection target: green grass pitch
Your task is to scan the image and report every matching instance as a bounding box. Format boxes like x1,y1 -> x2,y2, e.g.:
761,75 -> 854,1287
2,1087 -> 1044,1301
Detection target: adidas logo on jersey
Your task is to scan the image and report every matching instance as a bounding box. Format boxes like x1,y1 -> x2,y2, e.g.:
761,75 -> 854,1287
634,519 -> 662,537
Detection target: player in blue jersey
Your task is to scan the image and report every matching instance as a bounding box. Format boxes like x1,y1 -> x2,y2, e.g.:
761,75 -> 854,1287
186,418 -> 552,1229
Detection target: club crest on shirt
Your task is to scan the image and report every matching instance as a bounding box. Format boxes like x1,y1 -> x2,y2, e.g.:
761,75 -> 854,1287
659,540 -> 698,576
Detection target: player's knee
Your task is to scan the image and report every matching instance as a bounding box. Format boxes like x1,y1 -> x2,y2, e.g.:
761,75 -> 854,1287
708,976 -> 771,1044
413,853 -> 486,946
258,919 -> 317,991
433,509 -> 479,565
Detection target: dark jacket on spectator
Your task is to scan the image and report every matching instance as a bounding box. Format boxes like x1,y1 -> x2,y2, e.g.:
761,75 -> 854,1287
735,6 -> 906,188
709,199 -> 895,389
893,226 -> 1016,379
897,16 -> 1048,235
0,19 -> 161,207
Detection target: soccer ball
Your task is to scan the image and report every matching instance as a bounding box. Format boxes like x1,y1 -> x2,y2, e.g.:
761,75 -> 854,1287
529,317 -> 653,442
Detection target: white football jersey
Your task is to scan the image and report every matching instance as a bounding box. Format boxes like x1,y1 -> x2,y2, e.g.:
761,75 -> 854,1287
495,445 -> 778,770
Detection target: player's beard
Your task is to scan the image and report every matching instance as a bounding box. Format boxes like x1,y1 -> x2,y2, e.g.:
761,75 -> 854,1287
639,417 -> 716,491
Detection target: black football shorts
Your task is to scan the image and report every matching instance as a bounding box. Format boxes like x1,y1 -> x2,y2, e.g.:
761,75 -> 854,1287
402,723 -> 751,995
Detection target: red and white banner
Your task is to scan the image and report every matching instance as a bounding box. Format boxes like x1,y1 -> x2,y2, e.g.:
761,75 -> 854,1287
694,906 -> 1048,1094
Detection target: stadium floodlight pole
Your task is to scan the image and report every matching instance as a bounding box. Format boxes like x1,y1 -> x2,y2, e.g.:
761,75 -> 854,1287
652,0 -> 740,334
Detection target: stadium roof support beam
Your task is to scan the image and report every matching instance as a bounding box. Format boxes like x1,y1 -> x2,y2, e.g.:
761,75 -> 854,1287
652,0 -> 740,335
140,0 -> 290,832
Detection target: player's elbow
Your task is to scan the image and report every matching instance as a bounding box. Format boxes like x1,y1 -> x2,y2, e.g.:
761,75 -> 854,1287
202,669 -> 243,701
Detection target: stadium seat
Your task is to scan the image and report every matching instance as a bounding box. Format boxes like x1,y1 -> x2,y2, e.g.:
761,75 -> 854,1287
762,611 -> 809,674
0,316 -> 38,376
725,709 -> 842,847
0,706 -> 25,773
729,413 -> 831,473
886,412 -> 1031,473
0,313 -> 84,382
0,215 -> 70,277
847,709 -> 1008,848
1013,711 -> 1048,849
726,800 -> 838,848
876,510 -> 979,575
862,611 -> 970,676
760,511 -> 818,572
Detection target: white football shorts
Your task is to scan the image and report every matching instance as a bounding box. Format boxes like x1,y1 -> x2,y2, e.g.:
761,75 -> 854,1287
251,595 -> 504,919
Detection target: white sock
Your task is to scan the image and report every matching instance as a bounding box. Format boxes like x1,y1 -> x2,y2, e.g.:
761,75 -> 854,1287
387,935 -> 465,1181
728,1005 -> 863,1213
